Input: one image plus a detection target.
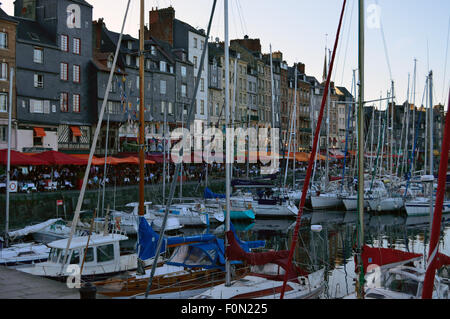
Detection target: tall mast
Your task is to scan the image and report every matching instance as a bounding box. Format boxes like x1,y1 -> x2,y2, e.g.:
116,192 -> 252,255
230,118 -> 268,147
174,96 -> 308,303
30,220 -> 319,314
224,0 -> 231,287
284,64 -> 297,189
138,0 -> 145,216
411,59 -> 417,174
60,0 -> 132,275
270,45 -> 276,137
390,81 -> 395,176
5,67 -> 13,248
429,71 -> 434,177
356,0 -> 365,299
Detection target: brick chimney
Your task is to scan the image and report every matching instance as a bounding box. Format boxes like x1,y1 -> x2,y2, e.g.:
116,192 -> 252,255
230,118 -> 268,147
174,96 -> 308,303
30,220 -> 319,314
148,6 -> 175,45
92,18 -> 104,53
297,62 -> 305,74
230,35 -> 261,53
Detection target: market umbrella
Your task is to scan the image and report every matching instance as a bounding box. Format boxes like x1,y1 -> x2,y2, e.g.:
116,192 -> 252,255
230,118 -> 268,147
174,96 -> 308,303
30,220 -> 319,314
31,151 -> 87,165
0,149 -> 49,166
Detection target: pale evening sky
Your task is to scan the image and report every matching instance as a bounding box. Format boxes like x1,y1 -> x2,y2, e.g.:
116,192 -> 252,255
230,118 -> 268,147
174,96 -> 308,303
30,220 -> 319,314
1,0 -> 449,108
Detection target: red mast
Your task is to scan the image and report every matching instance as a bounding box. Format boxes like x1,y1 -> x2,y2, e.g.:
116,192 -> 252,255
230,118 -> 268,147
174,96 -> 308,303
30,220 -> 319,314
280,0 -> 347,299
422,90 -> 450,299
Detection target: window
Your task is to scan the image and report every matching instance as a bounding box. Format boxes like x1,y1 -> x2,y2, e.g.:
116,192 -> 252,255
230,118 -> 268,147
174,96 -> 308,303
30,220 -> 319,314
0,126 -> 7,143
70,250 -> 80,265
0,63 -> 7,81
193,37 -> 198,48
0,32 -> 7,49
60,63 -> 68,81
200,100 -> 205,115
60,93 -> 68,112
126,55 -> 131,65
181,84 -> 187,97
73,38 -> 80,55
84,247 -> 94,263
160,61 -> 167,72
161,101 -> 166,115
73,65 -> 80,83
97,244 -> 114,263
160,80 -> 166,95
200,78 -> 204,92
61,35 -> 68,52
107,56 -> 113,68
30,99 -> 43,113
34,74 -> 44,88
33,47 -> 43,63
136,57 -> 139,68
73,94 -> 80,113
201,41 -> 204,50
151,45 -> 156,55
0,93 -> 7,112
193,56 -> 198,69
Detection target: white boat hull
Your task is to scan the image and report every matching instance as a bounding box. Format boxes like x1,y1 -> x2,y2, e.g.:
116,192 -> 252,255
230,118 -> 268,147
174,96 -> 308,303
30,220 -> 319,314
369,197 -> 404,212
311,194 -> 343,210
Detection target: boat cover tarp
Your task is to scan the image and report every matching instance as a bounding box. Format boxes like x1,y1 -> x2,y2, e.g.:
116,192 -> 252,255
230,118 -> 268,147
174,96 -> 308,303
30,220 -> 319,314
225,231 -> 308,281
8,218 -> 62,239
204,187 -> 226,199
137,217 -> 264,262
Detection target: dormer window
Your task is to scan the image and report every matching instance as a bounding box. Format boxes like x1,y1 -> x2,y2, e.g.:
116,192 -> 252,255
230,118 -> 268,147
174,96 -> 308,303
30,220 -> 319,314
160,61 -> 167,72
107,55 -> 113,68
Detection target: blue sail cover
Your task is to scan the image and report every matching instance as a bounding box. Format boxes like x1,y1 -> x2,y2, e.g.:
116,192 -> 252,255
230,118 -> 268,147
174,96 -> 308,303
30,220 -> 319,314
204,187 -> 226,199
138,217 -> 220,261
166,222 -> 265,270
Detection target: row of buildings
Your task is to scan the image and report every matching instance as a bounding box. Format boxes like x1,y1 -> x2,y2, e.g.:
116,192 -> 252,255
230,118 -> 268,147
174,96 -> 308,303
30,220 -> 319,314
0,1 -> 444,162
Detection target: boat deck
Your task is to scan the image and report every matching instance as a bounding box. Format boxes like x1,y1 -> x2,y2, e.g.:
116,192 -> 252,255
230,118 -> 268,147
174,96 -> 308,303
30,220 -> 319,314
0,266 -> 110,299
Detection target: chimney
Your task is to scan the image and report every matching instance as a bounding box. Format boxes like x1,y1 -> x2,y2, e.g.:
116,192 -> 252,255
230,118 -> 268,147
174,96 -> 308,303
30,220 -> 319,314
297,62 -> 305,74
93,18 -> 104,53
148,6 -> 175,45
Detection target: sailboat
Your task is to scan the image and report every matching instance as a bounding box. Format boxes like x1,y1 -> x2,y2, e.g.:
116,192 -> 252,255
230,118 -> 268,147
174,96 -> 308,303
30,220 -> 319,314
93,222 -> 265,299
343,0 -> 450,300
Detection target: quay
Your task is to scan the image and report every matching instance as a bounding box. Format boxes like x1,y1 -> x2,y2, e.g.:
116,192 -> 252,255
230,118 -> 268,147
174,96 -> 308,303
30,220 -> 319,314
0,266 -> 109,299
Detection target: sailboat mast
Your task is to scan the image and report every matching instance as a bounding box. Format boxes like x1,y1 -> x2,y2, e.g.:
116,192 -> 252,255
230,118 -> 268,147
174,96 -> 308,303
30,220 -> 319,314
224,0 -> 231,287
138,0 -> 145,216
411,59 -> 417,174
390,81 -> 395,176
283,65 -> 297,189
5,67 -> 13,247
356,0 -> 365,299
429,71 -> 434,176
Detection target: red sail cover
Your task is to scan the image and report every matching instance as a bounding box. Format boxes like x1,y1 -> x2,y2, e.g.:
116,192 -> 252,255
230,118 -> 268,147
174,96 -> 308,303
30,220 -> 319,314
226,231 -> 308,281
355,245 -> 422,274
435,253 -> 450,270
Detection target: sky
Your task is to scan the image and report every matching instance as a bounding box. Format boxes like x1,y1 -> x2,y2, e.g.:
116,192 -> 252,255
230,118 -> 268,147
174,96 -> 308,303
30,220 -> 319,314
1,0 -> 449,109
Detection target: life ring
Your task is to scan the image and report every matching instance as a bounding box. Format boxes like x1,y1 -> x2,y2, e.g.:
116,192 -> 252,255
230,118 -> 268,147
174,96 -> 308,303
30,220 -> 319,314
9,182 -> 17,192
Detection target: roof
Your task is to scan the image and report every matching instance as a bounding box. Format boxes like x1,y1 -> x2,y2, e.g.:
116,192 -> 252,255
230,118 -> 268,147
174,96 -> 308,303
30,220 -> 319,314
0,7 -> 17,24
49,234 -> 128,249
174,18 -> 206,37
14,17 -> 57,47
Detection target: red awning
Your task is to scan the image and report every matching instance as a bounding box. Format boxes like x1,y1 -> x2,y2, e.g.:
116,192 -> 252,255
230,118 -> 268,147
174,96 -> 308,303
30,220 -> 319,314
70,126 -> 82,137
31,151 -> 88,165
0,149 -> 49,166
34,127 -> 46,137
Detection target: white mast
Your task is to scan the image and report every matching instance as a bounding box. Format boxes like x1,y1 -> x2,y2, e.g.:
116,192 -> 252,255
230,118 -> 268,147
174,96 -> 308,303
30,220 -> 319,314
224,0 -> 231,287
60,0 -> 132,274
283,64 -> 297,189
5,67 -> 13,248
